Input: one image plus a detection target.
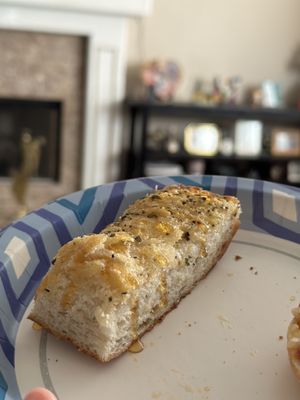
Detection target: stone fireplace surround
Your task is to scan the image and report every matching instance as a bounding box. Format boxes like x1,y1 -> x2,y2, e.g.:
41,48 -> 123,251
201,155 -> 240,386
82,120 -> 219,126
0,0 -> 151,224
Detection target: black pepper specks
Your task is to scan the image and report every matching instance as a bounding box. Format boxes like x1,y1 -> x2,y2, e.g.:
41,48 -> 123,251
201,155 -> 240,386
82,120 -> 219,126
182,231 -> 190,241
44,288 -> 50,293
108,296 -> 113,302
151,194 -> 161,200
51,258 -> 56,265
147,213 -> 157,218
135,235 -> 142,242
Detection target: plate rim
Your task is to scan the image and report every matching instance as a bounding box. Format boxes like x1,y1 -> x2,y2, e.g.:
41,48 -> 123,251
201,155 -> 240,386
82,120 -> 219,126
1,174 -> 300,399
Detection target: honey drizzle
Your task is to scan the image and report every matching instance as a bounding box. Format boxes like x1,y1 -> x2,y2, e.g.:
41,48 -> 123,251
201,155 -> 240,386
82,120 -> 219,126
131,297 -> 139,338
32,322 -> 42,331
61,282 -> 77,308
159,271 -> 168,309
128,339 -> 144,353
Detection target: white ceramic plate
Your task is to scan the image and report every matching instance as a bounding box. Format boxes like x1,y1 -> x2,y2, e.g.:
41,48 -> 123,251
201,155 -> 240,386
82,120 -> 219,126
1,175 -> 300,400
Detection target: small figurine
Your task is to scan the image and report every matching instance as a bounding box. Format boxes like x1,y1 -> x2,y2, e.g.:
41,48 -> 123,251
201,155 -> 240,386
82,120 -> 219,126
212,76 -> 242,105
11,129 -> 46,217
192,76 -> 242,105
141,60 -> 181,101
249,86 -> 263,107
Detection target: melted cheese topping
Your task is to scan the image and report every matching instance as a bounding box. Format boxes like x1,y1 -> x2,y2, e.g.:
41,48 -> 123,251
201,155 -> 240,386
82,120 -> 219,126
37,185 -> 240,304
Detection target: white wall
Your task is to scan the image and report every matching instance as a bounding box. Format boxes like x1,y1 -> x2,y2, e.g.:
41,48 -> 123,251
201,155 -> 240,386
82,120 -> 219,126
126,0 -> 300,103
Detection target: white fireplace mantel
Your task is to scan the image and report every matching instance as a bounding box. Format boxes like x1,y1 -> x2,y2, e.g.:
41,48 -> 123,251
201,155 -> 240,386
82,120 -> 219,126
0,0 -> 152,17
0,0 -> 152,188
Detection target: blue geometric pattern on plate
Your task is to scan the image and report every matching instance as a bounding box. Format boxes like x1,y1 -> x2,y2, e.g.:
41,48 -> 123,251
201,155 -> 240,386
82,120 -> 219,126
0,175 -> 299,399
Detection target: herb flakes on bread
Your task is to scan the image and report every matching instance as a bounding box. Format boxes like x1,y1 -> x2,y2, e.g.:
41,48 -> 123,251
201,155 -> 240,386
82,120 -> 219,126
29,185 -> 241,362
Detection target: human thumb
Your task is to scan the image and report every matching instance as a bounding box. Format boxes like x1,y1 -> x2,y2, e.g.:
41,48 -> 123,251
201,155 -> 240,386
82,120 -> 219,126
24,387 -> 57,400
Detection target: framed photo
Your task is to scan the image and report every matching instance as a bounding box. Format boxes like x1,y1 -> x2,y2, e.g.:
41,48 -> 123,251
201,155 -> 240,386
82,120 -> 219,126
183,123 -> 220,156
287,161 -> 300,183
234,120 -> 263,156
271,127 -> 300,156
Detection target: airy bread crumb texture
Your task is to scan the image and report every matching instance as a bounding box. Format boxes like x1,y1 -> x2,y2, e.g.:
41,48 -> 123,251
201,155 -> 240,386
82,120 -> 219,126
29,185 -> 241,362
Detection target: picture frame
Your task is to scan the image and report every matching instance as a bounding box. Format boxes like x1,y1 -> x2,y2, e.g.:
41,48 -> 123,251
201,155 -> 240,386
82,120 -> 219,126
271,127 -> 300,156
183,123 -> 220,156
287,161 -> 300,183
234,120 -> 263,156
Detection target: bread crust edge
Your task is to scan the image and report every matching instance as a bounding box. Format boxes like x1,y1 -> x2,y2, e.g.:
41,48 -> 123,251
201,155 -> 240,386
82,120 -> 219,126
29,218 -> 240,363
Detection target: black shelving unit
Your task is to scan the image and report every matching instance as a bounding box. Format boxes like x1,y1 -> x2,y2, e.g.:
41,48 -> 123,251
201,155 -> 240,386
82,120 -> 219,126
125,100 -> 300,184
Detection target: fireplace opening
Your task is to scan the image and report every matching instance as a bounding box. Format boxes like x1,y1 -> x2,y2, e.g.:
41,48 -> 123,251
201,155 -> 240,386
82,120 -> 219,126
0,98 -> 61,181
